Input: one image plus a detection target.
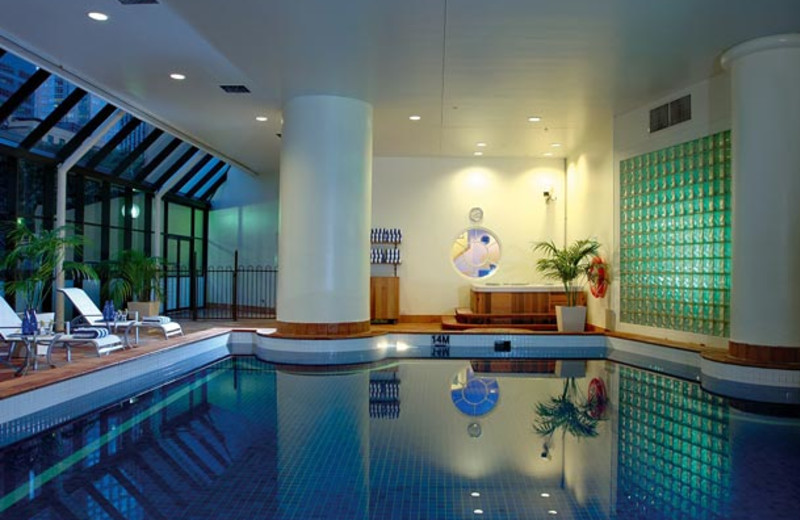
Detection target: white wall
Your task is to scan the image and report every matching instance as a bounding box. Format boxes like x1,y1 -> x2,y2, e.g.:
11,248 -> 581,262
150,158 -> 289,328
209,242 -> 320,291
208,167 -> 279,267
612,74 -> 731,347
566,119 -> 615,329
373,157 -> 566,316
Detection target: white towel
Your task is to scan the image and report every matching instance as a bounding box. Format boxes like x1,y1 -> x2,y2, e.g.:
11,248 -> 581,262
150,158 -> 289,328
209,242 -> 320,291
73,327 -> 109,339
142,316 -> 171,324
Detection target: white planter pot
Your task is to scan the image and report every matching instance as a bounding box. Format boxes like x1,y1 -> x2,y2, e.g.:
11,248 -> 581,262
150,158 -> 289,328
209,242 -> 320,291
556,306 -> 586,332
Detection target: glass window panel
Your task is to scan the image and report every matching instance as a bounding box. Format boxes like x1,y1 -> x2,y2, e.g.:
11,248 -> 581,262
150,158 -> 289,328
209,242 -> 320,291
110,226 -> 124,257
109,185 -> 126,228
0,53 -> 38,147
83,224 -> 102,263
168,203 -> 192,237
131,230 -> 145,254
83,179 -> 104,225
31,91 -> 107,157
194,238 -> 204,270
180,158 -> 219,195
121,131 -> 172,181
18,159 -> 52,218
131,192 -> 146,231
0,155 -> 15,218
194,208 -> 204,238
143,142 -> 193,184
6,77 -> 78,150
95,121 -> 156,175
77,115 -> 134,172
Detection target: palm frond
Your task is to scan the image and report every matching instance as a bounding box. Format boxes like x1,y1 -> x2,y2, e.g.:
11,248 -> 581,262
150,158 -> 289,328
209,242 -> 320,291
532,238 -> 601,306
532,378 -> 602,440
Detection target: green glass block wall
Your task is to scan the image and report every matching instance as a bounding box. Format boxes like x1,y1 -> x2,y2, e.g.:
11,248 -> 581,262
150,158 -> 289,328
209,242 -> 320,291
617,367 -> 732,520
619,131 -> 731,336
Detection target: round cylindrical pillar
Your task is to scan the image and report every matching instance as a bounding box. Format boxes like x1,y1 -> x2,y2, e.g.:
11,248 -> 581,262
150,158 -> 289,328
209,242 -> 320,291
277,95 -> 372,336
721,34 -> 800,362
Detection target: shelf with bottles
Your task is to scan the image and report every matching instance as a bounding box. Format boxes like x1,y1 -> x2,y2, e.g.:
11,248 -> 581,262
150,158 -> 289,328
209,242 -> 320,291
370,248 -> 401,265
370,227 -> 402,244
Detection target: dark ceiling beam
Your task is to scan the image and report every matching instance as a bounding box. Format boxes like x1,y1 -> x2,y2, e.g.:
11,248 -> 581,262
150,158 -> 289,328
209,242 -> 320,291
186,162 -> 226,198
167,153 -> 213,195
148,145 -> 199,189
83,117 -> 142,170
0,68 -> 51,124
19,87 -> 87,150
198,166 -> 230,202
56,103 -> 117,162
110,128 -> 164,177
132,137 -> 182,183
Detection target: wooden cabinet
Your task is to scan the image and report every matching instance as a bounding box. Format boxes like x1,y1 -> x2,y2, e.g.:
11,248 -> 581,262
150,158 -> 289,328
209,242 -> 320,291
371,276 -> 399,322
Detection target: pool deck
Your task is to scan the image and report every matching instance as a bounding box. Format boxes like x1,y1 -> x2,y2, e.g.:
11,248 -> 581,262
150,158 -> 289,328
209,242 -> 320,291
1,319 -> 797,402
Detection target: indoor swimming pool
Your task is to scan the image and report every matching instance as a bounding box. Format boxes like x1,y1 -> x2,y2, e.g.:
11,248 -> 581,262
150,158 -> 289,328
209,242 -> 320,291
1,357 -> 798,519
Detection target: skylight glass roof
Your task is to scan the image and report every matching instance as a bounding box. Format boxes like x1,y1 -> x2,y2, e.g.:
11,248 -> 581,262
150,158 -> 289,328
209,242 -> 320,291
0,46 -> 227,203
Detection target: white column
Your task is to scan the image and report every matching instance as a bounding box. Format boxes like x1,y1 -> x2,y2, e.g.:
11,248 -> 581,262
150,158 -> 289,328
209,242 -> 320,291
721,34 -> 800,352
277,95 -> 372,331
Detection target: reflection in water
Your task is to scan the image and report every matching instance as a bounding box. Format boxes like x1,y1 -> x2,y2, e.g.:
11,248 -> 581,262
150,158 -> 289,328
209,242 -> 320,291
0,358 -> 799,519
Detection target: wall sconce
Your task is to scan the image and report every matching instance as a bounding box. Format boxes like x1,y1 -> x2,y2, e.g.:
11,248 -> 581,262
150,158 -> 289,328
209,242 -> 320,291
543,187 -> 556,203
121,203 -> 141,219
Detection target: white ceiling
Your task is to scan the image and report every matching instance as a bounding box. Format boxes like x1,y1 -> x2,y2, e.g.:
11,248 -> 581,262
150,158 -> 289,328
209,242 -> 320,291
1,0 -> 798,176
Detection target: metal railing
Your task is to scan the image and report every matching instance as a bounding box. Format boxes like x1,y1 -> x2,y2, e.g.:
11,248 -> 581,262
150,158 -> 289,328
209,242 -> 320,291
164,251 -> 277,320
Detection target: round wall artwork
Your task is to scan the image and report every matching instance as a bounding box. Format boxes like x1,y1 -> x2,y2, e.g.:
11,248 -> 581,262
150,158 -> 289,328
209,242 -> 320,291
450,227 -> 501,278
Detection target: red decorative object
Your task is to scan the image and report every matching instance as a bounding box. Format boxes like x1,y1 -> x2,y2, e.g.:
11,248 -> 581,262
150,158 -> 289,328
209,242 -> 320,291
587,377 -> 607,418
588,256 -> 609,298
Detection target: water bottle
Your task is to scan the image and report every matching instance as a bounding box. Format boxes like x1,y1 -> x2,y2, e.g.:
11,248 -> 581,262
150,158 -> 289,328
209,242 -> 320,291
21,310 -> 31,335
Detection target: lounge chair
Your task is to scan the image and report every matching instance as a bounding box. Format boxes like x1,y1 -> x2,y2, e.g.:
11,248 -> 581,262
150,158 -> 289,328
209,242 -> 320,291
58,287 -> 183,344
0,296 -> 124,371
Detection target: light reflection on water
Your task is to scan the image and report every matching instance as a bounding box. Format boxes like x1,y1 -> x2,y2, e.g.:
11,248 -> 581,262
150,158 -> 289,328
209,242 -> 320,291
0,357 -> 798,519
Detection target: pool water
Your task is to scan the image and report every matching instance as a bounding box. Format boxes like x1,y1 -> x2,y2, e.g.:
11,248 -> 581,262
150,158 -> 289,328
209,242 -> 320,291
1,357 -> 798,519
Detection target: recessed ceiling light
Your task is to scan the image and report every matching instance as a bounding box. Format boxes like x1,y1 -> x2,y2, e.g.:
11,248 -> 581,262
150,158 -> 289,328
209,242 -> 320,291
528,116 -> 542,122
170,73 -> 186,81
543,152 -> 553,157
409,115 -> 421,121
473,510 -> 484,515
540,493 -> 551,498
474,151 -> 483,156
256,116 -> 268,122
476,142 -> 487,147
87,12 -> 109,21
551,143 -> 561,148
470,492 -> 481,497
547,510 -> 558,515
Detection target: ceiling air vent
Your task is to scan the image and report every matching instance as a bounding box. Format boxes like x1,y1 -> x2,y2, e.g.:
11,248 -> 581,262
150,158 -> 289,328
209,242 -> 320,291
118,0 -> 159,4
220,85 -> 251,94
649,94 -> 691,133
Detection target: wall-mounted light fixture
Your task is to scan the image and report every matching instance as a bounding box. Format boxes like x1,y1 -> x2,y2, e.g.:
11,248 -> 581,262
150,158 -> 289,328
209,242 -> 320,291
121,203 -> 141,219
543,187 -> 556,203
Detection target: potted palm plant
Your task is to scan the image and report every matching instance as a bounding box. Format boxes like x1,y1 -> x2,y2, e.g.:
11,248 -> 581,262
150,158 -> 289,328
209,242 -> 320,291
533,238 -> 601,331
0,220 -> 96,322
101,249 -> 164,318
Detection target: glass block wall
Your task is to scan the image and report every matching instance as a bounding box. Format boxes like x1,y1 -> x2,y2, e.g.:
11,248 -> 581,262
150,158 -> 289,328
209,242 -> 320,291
617,367 -> 732,520
619,131 -> 731,337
